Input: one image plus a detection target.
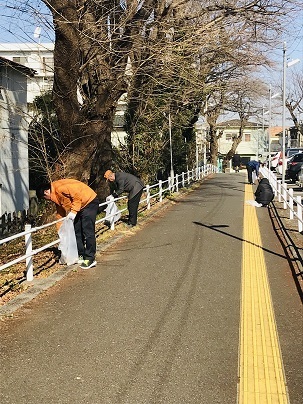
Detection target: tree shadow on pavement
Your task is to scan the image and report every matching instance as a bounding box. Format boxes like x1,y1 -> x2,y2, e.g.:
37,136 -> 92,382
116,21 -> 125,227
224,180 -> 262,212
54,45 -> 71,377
193,220 -> 303,303
268,204 -> 303,303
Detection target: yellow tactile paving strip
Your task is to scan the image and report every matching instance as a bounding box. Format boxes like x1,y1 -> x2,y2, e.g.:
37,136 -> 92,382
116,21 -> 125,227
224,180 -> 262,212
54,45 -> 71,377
238,185 -> 289,404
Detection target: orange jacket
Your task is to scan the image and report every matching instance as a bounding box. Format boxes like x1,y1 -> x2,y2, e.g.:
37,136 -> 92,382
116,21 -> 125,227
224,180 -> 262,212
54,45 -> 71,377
50,179 -> 97,223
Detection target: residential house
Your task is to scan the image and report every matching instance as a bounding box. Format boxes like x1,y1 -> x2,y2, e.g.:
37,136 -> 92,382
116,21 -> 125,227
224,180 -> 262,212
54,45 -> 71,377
274,126 -> 302,149
194,118 -> 209,165
0,56 -> 35,215
216,119 -> 269,165
269,126 -> 283,152
0,43 -> 54,104
0,43 -> 127,146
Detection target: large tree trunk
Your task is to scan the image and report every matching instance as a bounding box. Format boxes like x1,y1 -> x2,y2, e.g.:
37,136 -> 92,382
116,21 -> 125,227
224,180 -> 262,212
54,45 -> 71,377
44,1 -> 129,199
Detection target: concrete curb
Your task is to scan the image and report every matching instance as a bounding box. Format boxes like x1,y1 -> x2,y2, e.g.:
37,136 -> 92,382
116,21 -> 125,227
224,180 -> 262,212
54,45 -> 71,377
0,266 -> 75,317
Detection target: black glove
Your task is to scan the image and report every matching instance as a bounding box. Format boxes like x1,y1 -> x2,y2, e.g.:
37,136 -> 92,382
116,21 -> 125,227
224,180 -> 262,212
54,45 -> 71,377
111,191 -> 119,199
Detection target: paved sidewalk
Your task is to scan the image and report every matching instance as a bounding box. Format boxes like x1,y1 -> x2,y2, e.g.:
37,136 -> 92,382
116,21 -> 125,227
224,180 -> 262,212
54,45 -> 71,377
0,172 -> 302,404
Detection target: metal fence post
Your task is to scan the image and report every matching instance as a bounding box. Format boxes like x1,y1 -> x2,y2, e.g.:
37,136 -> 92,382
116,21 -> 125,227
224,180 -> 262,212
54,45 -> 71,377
277,180 -> 282,202
283,183 -> 287,210
25,224 -> 33,281
168,176 -> 172,193
289,188 -> 294,219
146,185 -> 151,209
182,172 -> 185,188
297,196 -> 302,232
159,180 -> 163,202
175,175 -> 179,192
187,170 -> 190,185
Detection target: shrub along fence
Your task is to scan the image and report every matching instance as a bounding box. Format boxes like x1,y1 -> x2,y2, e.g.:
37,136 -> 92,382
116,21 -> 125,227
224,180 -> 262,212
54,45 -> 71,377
0,193 -> 39,238
0,165 -> 217,282
0,210 -> 29,238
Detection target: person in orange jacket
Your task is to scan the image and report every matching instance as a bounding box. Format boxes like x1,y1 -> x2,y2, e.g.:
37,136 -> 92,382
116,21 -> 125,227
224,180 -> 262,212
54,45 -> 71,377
36,179 -> 99,269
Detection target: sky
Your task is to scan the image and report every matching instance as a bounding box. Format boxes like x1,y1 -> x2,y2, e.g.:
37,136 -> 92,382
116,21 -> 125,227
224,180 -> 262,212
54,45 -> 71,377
0,1 -> 53,44
0,1 -> 302,127
0,2 -> 302,71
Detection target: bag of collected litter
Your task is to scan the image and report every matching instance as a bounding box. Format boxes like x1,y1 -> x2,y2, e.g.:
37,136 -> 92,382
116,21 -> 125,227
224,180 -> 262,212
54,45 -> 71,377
58,219 -> 78,265
252,171 -> 257,183
104,195 -> 121,226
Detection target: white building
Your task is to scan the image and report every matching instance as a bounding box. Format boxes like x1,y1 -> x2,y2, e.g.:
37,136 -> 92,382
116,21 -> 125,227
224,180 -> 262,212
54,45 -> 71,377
0,43 -> 54,103
0,56 -> 35,215
0,42 -> 127,146
111,93 -> 128,148
194,118 -> 209,165
216,119 -> 268,164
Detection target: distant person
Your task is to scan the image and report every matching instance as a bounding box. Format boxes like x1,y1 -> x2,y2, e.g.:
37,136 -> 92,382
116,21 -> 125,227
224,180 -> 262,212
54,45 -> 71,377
255,178 -> 274,206
246,160 -> 260,184
36,179 -> 99,269
104,170 -> 144,227
222,159 -> 228,173
232,154 -> 241,172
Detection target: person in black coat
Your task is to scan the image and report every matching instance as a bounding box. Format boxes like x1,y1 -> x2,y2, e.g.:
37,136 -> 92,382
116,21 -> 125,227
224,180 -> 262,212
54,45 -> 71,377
232,154 -> 241,172
104,170 -> 145,227
254,178 -> 274,207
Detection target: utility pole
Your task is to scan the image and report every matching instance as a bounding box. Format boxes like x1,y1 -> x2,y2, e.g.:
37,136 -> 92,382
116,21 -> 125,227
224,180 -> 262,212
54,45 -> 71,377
282,42 -> 287,184
168,111 -> 174,181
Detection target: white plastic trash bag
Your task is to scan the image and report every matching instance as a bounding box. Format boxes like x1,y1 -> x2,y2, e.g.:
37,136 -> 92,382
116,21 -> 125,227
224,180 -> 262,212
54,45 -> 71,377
105,195 -> 121,226
252,171 -> 257,183
246,200 -> 263,207
58,219 -> 78,265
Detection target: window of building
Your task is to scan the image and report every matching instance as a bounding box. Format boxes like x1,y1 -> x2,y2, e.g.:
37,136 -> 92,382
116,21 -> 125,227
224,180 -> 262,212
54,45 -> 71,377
13,56 -> 28,65
226,133 -> 237,141
245,133 -> 251,141
113,114 -> 125,128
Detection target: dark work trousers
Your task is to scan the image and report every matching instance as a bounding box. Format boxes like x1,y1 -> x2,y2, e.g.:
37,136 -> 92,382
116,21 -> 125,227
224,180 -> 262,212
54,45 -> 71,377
128,189 -> 143,226
246,165 -> 254,184
73,197 -> 99,261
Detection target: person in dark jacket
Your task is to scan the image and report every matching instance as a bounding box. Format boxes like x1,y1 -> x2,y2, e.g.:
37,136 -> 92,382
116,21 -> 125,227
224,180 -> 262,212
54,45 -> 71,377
254,178 -> 274,206
246,160 -> 260,184
104,170 -> 144,227
232,154 -> 241,172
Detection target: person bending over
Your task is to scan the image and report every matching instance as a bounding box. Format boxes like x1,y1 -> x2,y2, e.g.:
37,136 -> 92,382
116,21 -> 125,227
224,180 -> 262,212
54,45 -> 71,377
255,178 -> 274,207
36,179 -> 99,269
104,170 -> 144,227
246,160 -> 260,184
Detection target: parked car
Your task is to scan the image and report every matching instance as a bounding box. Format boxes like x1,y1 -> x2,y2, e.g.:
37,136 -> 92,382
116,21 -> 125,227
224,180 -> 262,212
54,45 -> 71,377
277,148 -> 303,174
285,153 -> 303,182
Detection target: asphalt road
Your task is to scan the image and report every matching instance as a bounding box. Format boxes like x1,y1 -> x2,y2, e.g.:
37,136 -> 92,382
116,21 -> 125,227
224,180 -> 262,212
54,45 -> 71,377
0,173 -> 302,404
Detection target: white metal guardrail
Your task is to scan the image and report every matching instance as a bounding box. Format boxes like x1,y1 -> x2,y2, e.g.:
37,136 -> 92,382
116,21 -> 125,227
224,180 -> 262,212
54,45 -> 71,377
262,167 -> 303,233
0,164 -> 217,281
